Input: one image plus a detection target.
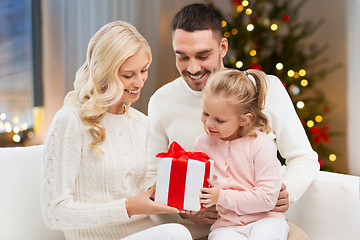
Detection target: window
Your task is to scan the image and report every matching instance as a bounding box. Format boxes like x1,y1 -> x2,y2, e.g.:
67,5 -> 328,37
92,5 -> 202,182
0,0 -> 42,146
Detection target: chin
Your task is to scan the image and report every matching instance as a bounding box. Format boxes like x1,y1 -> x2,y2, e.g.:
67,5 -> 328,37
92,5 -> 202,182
124,97 -> 140,104
209,133 -> 220,139
187,81 -> 206,91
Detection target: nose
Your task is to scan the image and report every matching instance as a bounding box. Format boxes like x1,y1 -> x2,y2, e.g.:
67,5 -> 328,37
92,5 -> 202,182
134,75 -> 145,88
206,119 -> 215,129
187,59 -> 201,74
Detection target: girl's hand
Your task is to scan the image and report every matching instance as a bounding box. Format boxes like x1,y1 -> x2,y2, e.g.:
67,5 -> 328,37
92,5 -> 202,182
199,179 -> 220,208
125,185 -> 179,217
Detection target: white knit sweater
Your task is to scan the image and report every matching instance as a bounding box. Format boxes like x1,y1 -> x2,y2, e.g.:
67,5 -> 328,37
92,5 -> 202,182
146,76 -> 319,203
41,104 -> 155,240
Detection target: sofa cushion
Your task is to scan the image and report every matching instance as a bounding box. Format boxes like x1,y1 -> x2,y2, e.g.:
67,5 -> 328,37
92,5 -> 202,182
0,145 -> 65,240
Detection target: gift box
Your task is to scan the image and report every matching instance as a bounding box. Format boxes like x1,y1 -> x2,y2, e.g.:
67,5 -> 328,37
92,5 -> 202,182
154,141 -> 214,211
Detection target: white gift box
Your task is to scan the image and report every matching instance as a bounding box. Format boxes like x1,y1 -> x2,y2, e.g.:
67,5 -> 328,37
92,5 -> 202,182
155,156 -> 214,211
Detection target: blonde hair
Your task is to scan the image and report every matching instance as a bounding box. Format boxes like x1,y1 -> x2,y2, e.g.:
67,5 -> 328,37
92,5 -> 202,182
64,21 -> 151,155
203,68 -> 271,137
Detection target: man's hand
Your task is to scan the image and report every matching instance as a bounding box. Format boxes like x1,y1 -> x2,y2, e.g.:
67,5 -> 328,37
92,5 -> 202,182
273,183 -> 289,212
180,205 -> 219,226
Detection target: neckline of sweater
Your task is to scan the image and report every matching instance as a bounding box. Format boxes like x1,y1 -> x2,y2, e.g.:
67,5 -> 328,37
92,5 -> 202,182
178,77 -> 203,98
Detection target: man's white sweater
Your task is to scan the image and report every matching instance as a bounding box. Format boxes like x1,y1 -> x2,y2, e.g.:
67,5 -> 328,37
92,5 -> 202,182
146,75 -> 319,203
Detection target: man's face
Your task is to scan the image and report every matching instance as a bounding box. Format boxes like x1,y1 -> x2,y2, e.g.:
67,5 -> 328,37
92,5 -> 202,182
172,29 -> 228,91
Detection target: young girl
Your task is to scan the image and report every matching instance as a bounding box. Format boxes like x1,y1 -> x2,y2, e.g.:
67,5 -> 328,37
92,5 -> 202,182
194,69 -> 290,239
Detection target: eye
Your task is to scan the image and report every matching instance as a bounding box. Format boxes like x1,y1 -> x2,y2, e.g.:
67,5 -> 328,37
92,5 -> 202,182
122,74 -> 133,79
141,68 -> 148,73
177,55 -> 189,61
202,112 -> 209,117
197,55 -> 209,60
216,118 -> 225,123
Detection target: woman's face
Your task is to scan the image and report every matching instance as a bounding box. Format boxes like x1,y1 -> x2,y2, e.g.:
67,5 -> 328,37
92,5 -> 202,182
118,50 -> 150,104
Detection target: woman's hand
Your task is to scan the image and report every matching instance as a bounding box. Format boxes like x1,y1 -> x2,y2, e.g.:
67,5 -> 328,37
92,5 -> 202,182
199,179 -> 220,208
125,185 -> 179,217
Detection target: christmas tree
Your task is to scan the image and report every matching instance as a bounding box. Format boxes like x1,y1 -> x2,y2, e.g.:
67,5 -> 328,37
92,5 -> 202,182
208,0 -> 340,171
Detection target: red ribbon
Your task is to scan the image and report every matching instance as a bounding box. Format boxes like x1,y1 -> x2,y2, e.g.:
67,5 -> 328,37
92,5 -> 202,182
168,158 -> 188,209
156,141 -> 212,210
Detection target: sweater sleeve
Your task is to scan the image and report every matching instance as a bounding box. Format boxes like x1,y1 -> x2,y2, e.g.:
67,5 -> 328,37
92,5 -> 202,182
217,135 -> 283,215
144,93 -> 170,189
41,107 -> 133,230
265,75 -> 320,203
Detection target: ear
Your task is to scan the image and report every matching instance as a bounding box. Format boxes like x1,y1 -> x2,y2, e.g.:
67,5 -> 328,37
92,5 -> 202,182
239,113 -> 253,127
219,38 -> 228,58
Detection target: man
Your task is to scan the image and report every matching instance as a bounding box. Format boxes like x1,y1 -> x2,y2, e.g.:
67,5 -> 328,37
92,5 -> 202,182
146,3 -> 319,239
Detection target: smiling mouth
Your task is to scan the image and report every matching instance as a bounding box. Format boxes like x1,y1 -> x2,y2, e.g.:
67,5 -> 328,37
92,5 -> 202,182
208,129 -> 218,134
188,72 -> 206,83
125,89 -> 140,95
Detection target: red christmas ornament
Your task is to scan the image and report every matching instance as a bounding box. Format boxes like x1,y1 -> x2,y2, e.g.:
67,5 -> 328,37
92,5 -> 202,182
310,125 -> 330,145
323,107 -> 330,114
232,0 -> 242,6
300,120 -> 305,128
251,15 -> 258,22
318,159 -> 324,168
282,15 -> 291,22
249,63 -> 262,70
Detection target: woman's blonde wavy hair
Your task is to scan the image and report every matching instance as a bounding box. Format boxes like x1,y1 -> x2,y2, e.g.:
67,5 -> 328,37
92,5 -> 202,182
203,68 -> 271,137
64,21 -> 151,155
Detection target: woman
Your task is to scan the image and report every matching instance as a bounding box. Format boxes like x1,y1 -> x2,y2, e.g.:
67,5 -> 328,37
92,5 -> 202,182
41,21 -> 191,240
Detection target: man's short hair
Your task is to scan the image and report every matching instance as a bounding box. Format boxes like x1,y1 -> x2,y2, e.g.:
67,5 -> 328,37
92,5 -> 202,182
171,3 -> 223,40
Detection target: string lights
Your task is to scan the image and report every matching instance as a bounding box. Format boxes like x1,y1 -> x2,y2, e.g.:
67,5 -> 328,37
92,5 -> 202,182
0,112 -> 32,144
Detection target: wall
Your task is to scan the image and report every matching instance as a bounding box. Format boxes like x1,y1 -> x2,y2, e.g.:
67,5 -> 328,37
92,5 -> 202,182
299,1 -> 348,173
347,0 -> 360,176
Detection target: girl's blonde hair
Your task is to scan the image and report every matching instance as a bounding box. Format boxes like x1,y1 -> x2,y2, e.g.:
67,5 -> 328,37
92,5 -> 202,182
203,68 -> 271,137
64,21 -> 151,154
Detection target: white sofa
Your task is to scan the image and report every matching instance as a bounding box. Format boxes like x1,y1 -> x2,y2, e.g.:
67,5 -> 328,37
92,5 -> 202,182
1,145 -> 360,240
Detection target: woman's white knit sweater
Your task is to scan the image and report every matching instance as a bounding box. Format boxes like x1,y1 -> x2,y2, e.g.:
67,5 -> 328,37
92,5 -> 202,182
41,104 -> 155,240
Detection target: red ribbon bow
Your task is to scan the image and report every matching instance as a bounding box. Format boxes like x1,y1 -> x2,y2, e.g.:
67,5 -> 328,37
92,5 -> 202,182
156,141 -> 210,161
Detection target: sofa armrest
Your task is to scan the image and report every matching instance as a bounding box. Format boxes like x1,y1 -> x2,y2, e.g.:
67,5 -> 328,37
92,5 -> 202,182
286,171 -> 360,240
0,145 -> 65,240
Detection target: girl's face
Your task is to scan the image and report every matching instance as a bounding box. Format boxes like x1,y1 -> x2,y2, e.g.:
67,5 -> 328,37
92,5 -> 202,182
119,49 -> 150,104
201,93 -> 249,141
